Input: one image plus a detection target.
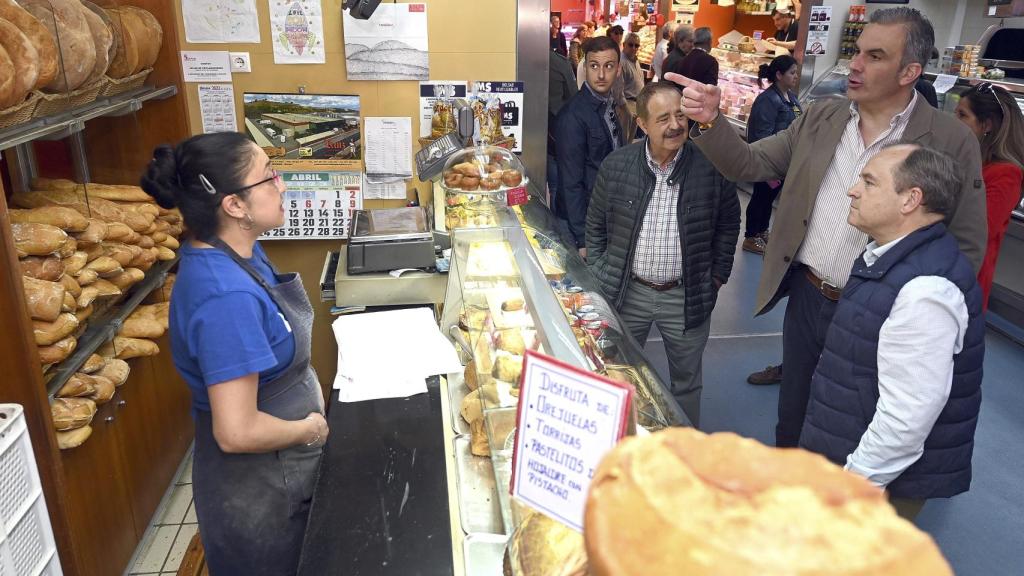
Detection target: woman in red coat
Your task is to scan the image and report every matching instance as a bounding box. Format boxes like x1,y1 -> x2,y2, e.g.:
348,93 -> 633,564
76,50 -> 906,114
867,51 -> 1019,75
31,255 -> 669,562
955,83 -> 1024,308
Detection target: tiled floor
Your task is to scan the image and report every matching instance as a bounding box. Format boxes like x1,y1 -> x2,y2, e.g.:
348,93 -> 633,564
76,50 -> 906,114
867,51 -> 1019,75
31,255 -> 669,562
125,447 -> 196,576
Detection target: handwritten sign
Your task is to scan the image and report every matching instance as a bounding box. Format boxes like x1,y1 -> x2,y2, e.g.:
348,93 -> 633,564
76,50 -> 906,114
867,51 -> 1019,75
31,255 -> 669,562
510,350 -> 633,532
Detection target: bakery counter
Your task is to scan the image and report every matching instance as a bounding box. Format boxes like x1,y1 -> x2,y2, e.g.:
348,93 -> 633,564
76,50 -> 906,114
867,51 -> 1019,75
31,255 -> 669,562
297,375 -> 457,576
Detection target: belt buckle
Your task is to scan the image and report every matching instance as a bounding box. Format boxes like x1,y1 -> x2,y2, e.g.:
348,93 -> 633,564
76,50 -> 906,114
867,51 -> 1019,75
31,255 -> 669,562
821,279 -> 837,292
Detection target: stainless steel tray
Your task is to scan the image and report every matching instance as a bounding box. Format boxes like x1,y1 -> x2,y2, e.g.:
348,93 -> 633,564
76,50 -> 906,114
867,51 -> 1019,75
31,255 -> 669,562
453,435 -> 504,535
449,371 -> 470,435
463,533 -> 509,576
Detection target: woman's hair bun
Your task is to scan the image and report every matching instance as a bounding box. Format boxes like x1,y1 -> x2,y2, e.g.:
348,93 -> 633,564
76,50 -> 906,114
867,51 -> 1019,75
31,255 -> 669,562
758,63 -> 770,79
140,144 -> 180,209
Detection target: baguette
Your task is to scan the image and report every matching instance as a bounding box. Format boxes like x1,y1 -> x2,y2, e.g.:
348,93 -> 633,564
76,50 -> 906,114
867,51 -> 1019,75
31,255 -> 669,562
108,268 -> 144,291
119,315 -> 164,339
73,218 -> 108,245
99,336 -> 159,359
33,312 -> 79,346
60,274 -> 82,298
74,304 -> 94,323
22,276 -> 66,321
38,335 -> 76,364
56,425 -> 93,449
136,234 -> 154,248
118,201 -> 160,217
12,222 -> 67,257
15,189 -> 149,231
84,255 -> 121,276
77,286 -> 99,308
10,207 -> 88,232
56,372 -> 96,397
50,397 -> 96,431
158,235 -> 180,250
57,236 -> 78,258
81,182 -> 153,202
100,242 -> 135,267
63,251 -> 88,276
156,246 -> 176,261
81,353 -> 106,374
61,291 -> 76,312
105,221 -> 133,241
95,358 -> 129,386
29,177 -> 77,191
76,269 -> 98,286
91,278 -> 122,298
19,256 -> 65,282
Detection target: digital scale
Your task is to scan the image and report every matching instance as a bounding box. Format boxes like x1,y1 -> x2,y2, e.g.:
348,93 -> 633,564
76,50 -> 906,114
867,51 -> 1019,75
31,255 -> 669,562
346,206 -> 438,274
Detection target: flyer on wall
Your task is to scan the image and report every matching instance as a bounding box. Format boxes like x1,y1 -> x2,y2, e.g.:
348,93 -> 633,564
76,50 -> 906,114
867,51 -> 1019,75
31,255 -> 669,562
472,81 -> 524,153
418,81 -> 468,139
343,3 -> 429,80
270,0 -> 326,64
182,0 -> 260,43
198,84 -> 238,133
805,6 -> 832,56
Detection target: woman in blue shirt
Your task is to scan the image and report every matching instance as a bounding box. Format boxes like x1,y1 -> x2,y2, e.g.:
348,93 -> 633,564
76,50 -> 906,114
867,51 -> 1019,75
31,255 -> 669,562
743,55 -> 802,255
141,132 -> 327,576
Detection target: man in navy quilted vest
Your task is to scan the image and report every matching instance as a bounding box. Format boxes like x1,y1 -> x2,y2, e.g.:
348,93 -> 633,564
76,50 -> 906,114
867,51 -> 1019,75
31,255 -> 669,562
799,143 -> 985,521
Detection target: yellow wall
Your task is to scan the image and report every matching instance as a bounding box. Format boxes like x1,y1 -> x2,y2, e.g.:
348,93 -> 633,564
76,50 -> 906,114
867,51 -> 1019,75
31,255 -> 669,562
174,0 -> 518,388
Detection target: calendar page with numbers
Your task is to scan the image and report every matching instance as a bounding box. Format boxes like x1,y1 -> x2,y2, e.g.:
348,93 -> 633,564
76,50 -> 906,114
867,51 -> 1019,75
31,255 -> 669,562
261,170 -> 363,240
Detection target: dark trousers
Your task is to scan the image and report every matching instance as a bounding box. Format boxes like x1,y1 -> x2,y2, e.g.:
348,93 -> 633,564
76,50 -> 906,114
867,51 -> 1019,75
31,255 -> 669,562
745,181 -> 781,238
546,153 -> 559,208
777,267 -> 838,447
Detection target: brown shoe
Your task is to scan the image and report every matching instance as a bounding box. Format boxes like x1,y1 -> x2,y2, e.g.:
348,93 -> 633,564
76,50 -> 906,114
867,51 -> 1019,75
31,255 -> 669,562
747,364 -> 782,385
742,236 -> 766,255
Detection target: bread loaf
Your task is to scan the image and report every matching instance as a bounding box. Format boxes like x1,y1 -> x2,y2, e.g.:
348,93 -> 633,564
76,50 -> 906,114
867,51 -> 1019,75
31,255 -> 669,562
57,235 -> 77,258
89,374 -> 115,404
33,312 -> 79,345
121,6 -> 160,73
584,428 -> 953,576
38,335 -> 76,364
81,182 -> 153,202
56,372 -> 96,397
119,201 -> 160,217
84,255 -> 122,276
56,425 -> 92,449
108,267 -> 144,291
60,273 -> 81,298
99,336 -> 159,359
95,358 -> 129,386
156,246 -> 176,261
76,286 -> 99,308
0,43 -> 16,111
91,278 -> 121,298
103,6 -> 137,78
15,189 -> 149,231
73,218 -> 108,245
30,176 -> 77,191
0,0 -> 59,90
78,1 -> 111,81
10,206 -> 89,232
75,269 -> 98,286
100,242 -> 134,266
50,397 -> 96,430
63,251 -> 88,276
105,221 -> 133,241
61,290 -> 76,312
12,222 -> 68,257
134,233 -> 153,248
159,235 -> 180,250
22,276 -> 66,321
21,0 -> 97,92
505,511 -> 587,576
81,353 -> 105,374
74,303 -> 93,323
19,256 -> 64,281
0,19 -> 39,109
119,315 -> 164,339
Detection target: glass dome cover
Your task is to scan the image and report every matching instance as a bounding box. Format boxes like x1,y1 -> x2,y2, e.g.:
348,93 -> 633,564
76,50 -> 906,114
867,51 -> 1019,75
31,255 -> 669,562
440,145 -> 528,195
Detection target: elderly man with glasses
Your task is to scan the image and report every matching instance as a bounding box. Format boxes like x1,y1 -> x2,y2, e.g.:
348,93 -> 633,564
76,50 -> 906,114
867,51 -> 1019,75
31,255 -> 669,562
620,32 -> 645,111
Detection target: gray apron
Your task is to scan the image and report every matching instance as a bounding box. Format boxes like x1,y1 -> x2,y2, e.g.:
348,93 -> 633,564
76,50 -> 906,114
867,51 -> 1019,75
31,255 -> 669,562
192,239 -> 324,576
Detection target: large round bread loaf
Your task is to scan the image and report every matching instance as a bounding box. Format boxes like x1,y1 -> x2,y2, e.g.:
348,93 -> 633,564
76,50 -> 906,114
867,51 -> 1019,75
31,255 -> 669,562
21,0 -> 97,92
584,428 -> 953,576
103,7 -> 138,79
0,18 -> 39,108
0,44 -> 15,109
0,0 -> 58,90
121,6 -> 160,73
77,1 -> 111,82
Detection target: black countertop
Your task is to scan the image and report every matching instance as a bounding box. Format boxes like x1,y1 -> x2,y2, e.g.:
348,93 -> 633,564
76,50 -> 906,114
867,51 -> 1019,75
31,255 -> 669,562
298,376 -> 455,576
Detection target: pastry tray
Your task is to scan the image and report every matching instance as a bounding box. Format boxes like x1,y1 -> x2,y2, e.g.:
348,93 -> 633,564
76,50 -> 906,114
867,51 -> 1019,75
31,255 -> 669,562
454,435 -> 505,535
463,533 -> 509,576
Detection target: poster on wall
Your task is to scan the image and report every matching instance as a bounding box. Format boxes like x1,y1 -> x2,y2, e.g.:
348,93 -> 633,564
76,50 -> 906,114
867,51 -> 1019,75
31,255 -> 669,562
472,82 -> 524,153
418,81 -> 468,139
261,171 -> 363,240
343,3 -> 429,80
181,51 -> 232,82
182,0 -> 260,43
270,0 -> 326,64
805,6 -> 832,56
243,92 -> 361,163
198,84 -> 238,133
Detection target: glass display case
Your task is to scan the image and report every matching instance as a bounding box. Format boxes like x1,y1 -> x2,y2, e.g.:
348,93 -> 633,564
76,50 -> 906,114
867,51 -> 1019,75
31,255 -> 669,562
437,154 -> 690,572
440,145 -> 528,231
712,48 -> 775,137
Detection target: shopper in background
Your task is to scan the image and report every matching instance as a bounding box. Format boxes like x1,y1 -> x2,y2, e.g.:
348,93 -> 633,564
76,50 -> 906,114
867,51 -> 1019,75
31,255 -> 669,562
608,24 -> 625,49
956,82 -> 1024,309
668,7 -> 987,448
743,55 -> 802,256
548,48 -> 579,209
620,32 -> 645,106
556,36 -> 625,257
766,9 -> 799,52
652,22 -> 677,82
141,132 -> 328,576
661,25 -> 695,83
586,82 -> 740,427
801,144 -> 984,521
675,27 -> 718,87
550,13 -> 568,57
569,23 -> 593,73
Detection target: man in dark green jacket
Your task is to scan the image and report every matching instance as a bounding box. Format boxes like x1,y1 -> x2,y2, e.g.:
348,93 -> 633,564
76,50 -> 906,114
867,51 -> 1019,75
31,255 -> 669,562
586,82 -> 740,427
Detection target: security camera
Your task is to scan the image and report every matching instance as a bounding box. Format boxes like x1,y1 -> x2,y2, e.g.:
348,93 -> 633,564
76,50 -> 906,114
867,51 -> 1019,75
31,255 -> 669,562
345,0 -> 382,19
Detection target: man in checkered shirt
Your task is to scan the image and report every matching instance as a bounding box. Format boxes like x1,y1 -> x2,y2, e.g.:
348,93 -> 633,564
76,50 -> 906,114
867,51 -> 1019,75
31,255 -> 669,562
586,82 -> 740,427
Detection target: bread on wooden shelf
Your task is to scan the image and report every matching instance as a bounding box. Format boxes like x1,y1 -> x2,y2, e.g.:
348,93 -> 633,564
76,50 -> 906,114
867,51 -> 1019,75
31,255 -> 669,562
19,255 -> 65,282
38,335 -> 76,365
10,206 -> 89,232
98,336 -> 159,360
33,312 -> 79,346
22,275 -> 66,322
56,425 -> 92,449
50,397 -> 96,431
20,0 -> 97,92
95,358 -> 129,387
77,0 -> 111,83
12,222 -> 68,257
81,353 -> 105,374
0,18 -> 39,109
0,0 -> 60,90
55,372 -> 96,398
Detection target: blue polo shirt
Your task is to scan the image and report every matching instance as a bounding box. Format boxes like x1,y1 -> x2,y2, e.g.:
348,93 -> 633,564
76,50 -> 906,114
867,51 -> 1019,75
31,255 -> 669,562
169,241 -> 296,413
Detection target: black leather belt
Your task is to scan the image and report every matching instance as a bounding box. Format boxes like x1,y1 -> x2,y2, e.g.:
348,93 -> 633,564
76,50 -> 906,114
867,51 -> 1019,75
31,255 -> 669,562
804,267 -> 841,302
632,275 -> 681,291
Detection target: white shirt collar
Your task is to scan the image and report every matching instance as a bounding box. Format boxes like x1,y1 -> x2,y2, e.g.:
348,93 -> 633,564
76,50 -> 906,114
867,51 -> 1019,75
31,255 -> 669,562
863,234 -> 909,267
850,90 -> 919,127
645,140 -> 684,172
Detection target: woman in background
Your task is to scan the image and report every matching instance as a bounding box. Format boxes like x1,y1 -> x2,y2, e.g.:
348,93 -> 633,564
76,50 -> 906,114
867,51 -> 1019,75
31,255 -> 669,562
142,132 -> 328,575
742,55 -> 802,255
955,82 -> 1024,308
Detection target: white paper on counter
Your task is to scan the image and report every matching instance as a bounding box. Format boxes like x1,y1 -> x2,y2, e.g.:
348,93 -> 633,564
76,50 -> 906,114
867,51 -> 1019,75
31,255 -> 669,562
332,307 -> 463,402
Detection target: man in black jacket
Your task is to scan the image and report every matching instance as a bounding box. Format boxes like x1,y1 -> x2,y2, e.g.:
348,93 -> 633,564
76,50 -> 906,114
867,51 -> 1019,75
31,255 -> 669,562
586,82 -> 740,427
556,36 -> 624,256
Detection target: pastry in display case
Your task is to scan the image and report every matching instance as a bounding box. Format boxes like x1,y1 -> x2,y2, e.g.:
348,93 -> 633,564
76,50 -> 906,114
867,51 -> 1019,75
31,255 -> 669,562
440,145 -> 527,231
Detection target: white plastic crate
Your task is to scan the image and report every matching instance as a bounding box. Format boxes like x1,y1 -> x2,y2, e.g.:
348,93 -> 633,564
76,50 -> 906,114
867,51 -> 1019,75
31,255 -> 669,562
0,405 -> 62,576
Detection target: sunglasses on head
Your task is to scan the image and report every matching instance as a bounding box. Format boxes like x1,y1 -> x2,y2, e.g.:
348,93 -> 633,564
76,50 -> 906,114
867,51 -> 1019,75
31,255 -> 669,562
976,82 -> 1008,120
627,43 -> 640,47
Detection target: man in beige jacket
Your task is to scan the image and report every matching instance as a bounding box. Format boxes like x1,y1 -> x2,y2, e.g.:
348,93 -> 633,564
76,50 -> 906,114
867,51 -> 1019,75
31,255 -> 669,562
667,6 -> 986,448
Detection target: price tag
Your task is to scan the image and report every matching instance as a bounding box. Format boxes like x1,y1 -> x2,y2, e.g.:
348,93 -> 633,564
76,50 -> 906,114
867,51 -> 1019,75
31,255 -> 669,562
510,350 -> 633,532
506,186 -> 528,206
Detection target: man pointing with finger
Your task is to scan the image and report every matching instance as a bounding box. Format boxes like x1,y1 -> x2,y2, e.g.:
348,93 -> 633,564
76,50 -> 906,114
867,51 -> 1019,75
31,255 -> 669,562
667,7 -> 987,448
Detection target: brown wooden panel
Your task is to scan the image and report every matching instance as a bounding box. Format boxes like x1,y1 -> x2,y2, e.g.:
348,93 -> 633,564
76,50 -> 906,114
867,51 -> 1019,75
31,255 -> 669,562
60,399 -> 137,576
114,348 -> 192,538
